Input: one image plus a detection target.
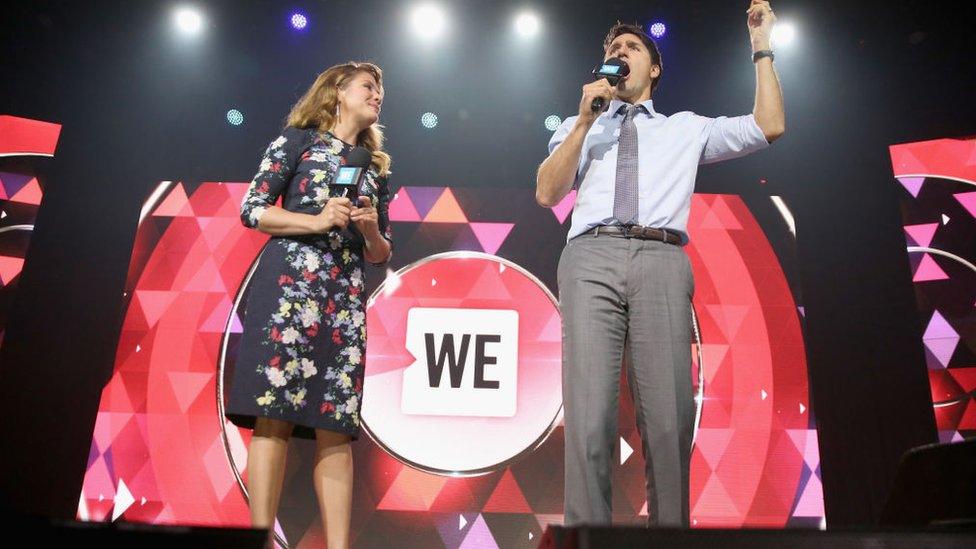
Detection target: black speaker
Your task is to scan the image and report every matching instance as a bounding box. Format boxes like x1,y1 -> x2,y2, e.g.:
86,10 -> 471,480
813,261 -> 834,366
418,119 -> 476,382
8,514 -> 269,547
880,438 -> 976,528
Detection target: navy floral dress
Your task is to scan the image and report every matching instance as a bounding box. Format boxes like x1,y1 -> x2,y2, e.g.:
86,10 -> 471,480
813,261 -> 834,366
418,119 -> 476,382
226,126 -> 392,439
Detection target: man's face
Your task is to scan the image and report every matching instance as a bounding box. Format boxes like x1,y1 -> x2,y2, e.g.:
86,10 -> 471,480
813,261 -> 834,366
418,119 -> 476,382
604,33 -> 660,101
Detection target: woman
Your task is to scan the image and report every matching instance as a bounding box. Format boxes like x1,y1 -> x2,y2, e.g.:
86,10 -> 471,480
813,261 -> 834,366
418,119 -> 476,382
226,61 -> 392,548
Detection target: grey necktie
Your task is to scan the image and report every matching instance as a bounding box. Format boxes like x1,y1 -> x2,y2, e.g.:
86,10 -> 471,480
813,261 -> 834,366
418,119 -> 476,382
613,104 -> 640,225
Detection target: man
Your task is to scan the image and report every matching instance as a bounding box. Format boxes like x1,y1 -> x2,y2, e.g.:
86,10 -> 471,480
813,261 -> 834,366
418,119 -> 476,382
536,1 -> 784,527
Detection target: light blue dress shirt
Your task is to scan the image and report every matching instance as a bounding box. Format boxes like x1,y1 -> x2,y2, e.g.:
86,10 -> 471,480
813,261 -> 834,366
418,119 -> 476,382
548,99 -> 770,244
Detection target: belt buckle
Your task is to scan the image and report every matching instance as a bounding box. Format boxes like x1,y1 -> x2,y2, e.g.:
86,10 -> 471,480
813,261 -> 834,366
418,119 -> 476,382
660,228 -> 669,243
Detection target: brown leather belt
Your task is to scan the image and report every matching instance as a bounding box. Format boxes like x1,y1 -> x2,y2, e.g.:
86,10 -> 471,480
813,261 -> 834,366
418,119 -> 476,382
584,224 -> 682,245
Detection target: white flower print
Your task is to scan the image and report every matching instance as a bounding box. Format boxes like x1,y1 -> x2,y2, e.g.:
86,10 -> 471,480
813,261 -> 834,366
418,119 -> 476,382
281,326 -> 300,344
300,300 -> 320,328
352,310 -> 365,328
271,136 -> 288,149
314,185 -> 330,205
347,346 -> 362,365
266,368 -> 287,388
301,358 -> 317,379
303,251 -> 320,273
248,205 -> 267,226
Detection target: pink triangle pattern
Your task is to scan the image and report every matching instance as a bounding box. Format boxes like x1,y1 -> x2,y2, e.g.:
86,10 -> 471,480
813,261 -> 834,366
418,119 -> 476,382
924,311 -> 958,341
897,176 -> 925,198
925,338 -> 958,369
550,190 -> 576,224
903,223 -> 939,247
459,514 -> 498,549
954,191 -> 976,219
694,428 -> 733,470
913,254 -> 949,282
389,189 -> 422,222
166,372 -> 213,413
199,297 -> 235,333
791,473 -> 825,518
469,223 -> 514,255
0,256 -> 25,285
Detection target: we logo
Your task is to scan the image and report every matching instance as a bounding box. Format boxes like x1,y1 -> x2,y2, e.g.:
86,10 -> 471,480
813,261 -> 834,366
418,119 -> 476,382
401,307 -> 519,417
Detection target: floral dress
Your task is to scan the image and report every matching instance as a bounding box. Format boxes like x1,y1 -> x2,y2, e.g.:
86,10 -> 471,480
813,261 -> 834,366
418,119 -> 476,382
225,126 -> 392,439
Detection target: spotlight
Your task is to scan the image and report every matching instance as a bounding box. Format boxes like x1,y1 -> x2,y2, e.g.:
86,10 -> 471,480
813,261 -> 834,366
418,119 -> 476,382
174,7 -> 203,34
515,12 -> 540,37
227,109 -> 244,126
649,22 -> 666,39
411,4 -> 447,40
421,112 -> 438,129
771,21 -> 796,46
290,12 -> 308,30
544,115 -> 562,131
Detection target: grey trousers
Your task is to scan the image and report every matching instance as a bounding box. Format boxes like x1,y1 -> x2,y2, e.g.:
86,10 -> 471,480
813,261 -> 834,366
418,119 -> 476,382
558,233 -> 695,527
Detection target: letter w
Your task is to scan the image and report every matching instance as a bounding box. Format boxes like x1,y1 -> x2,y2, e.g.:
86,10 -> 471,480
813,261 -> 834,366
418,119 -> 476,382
425,333 -> 470,388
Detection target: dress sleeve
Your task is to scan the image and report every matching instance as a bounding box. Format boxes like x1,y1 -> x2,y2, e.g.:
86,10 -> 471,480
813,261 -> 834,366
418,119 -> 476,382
369,175 -> 394,266
240,126 -> 309,229
698,113 -> 770,165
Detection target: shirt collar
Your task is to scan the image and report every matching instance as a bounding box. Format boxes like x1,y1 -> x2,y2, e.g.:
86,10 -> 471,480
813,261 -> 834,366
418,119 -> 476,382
608,98 -> 657,119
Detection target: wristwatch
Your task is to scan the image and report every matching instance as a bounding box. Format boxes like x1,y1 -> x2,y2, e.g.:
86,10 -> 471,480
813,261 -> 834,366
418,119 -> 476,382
752,49 -> 775,63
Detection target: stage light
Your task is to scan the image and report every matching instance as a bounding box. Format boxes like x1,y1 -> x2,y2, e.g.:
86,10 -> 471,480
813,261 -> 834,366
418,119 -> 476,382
544,115 -> 562,131
421,112 -> 438,129
649,22 -> 667,39
174,7 -> 203,34
771,21 -> 796,46
290,12 -> 308,30
226,109 -> 244,126
515,12 -> 540,37
411,4 -> 447,40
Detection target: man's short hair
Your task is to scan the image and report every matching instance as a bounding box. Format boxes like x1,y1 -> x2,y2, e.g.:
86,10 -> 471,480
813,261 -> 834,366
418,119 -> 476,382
603,22 -> 663,93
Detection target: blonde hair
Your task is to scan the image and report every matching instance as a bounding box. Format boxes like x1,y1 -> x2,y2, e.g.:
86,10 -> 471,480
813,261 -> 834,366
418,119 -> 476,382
286,61 -> 392,176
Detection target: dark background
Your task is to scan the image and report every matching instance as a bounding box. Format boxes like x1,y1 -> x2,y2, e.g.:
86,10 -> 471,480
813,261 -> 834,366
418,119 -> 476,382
1,0 -> 973,526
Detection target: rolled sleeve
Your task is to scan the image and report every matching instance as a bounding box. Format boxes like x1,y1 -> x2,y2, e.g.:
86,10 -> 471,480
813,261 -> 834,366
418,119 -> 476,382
699,113 -> 769,165
547,115 -> 584,189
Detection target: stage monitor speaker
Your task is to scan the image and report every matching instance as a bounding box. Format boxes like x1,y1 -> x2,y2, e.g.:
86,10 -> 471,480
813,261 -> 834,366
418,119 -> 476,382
880,438 -> 976,528
10,514 -> 269,547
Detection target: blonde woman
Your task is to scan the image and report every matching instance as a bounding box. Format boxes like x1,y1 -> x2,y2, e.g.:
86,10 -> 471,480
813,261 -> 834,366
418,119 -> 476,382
226,61 -> 392,548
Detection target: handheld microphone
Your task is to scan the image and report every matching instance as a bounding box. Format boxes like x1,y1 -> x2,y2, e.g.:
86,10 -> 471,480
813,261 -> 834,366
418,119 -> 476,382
334,146 -> 371,201
590,57 -> 630,113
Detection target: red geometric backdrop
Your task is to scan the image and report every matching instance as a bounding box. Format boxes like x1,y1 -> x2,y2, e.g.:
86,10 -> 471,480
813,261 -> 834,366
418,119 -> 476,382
890,137 -> 976,443
78,182 -> 822,546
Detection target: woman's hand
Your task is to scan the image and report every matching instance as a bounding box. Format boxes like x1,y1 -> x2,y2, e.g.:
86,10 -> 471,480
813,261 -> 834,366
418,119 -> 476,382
315,197 -> 353,232
350,196 -> 380,237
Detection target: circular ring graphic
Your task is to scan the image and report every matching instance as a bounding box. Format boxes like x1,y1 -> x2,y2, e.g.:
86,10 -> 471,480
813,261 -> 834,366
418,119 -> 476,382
361,251 -> 564,476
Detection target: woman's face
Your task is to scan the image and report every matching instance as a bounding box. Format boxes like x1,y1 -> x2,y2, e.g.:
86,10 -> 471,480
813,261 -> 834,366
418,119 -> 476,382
338,71 -> 383,126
